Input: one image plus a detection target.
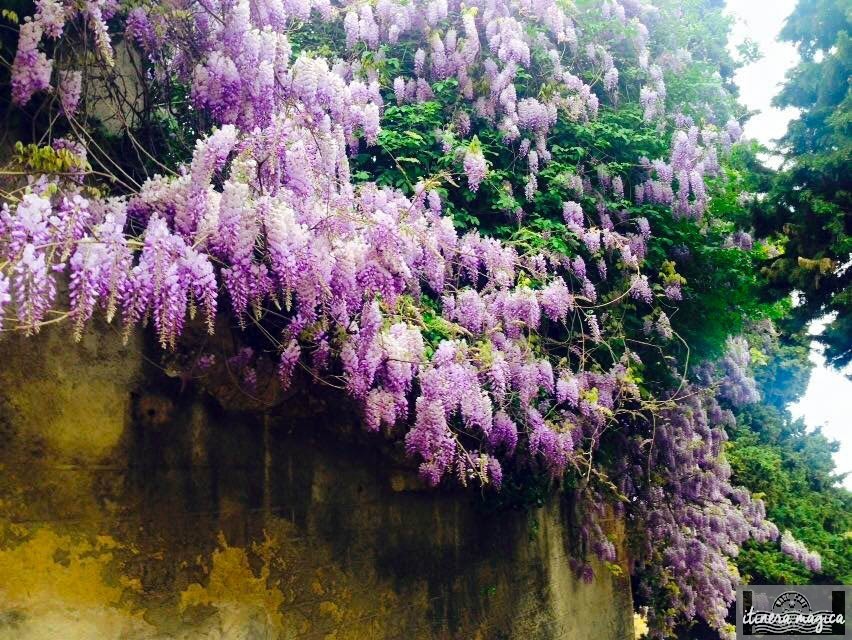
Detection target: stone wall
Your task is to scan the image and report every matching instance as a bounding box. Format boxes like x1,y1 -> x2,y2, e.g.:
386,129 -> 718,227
0,325 -> 634,640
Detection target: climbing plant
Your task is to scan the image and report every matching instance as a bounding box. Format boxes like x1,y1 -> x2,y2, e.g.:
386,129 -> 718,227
0,1 -> 843,638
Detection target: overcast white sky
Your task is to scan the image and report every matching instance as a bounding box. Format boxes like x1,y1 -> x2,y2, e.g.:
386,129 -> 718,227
724,0 -> 852,488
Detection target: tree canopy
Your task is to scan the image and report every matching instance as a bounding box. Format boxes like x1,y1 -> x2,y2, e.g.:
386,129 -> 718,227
755,0 -> 851,369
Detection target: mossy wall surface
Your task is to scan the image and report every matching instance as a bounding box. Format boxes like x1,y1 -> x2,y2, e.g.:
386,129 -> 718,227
0,325 -> 634,640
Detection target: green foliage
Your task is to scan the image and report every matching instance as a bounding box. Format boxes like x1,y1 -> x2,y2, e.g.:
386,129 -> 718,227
12,141 -> 90,174
756,0 -> 852,369
726,326 -> 852,587
729,406 -> 852,585
0,9 -> 19,24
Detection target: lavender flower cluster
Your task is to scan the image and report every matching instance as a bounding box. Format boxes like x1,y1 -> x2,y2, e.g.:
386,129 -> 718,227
780,530 -> 822,572
633,118 -> 742,221
11,0 -> 112,111
632,388 -> 780,634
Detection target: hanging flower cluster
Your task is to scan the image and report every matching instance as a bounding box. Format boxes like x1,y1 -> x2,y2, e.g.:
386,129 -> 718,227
2,114 -> 652,486
11,0 -> 112,111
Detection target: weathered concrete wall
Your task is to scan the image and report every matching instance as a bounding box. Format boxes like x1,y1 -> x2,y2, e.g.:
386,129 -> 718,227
0,326 -> 634,640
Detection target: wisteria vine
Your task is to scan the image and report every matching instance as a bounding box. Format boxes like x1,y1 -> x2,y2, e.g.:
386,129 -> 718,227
0,0 -> 821,638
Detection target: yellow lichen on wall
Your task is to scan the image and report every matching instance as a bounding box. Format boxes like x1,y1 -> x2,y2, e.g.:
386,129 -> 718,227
0,528 -> 125,607
176,519 -> 420,640
0,516 -> 432,640
0,326 -> 143,459
179,533 -> 287,637
0,527 -> 153,640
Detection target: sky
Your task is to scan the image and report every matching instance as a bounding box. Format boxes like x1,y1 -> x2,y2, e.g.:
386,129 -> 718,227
724,0 -> 852,488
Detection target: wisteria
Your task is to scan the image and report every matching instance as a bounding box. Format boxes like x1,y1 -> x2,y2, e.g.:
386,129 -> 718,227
718,337 -> 761,407
57,70 -> 81,115
0,1 -> 823,638
463,144 -> 488,192
11,0 -> 114,107
0,273 -> 10,331
780,530 -> 822,572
